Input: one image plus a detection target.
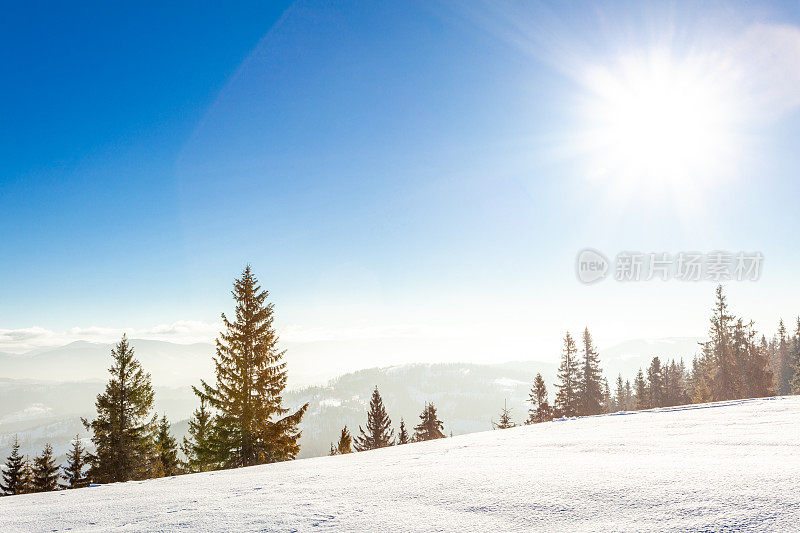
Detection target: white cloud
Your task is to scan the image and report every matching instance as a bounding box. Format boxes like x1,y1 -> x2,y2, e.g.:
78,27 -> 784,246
0,321 -> 223,354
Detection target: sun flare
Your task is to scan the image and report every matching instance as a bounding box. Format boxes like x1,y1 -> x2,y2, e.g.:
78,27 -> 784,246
577,49 -> 742,198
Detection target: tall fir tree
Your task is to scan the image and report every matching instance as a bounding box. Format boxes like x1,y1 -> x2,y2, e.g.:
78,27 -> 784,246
195,266 -> 308,468
397,418 -> 410,445
614,374 -> 626,412
31,443 -> 60,493
578,328 -> 604,416
646,357 -> 664,408
634,368 -> 647,409
354,386 -> 394,450
493,400 -> 516,429
601,377 -> 612,413
776,319 -> 791,395
181,397 -> 216,473
790,318 -> 800,394
83,335 -> 156,483
624,380 -> 633,410
527,373 -> 551,423
335,426 -> 352,454
734,320 -> 773,398
19,456 -> 33,495
1,436 -> 25,495
413,402 -> 445,441
693,286 -> 736,402
61,435 -> 89,489
154,415 -> 180,477
554,332 -> 581,417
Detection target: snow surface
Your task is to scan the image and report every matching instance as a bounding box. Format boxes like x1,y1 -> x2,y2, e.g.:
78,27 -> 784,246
2,396 -> 799,532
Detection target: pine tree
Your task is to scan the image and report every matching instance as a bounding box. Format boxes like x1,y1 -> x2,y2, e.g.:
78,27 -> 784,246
493,400 -> 516,429
776,319 -> 791,395
61,435 -> 89,489
527,373 -> 551,423
757,335 -> 776,397
82,335 -> 156,483
181,397 -> 216,473
578,328 -> 604,416
413,402 -> 445,441
19,456 -> 33,495
1,436 -> 25,495
790,318 -> 800,394
195,266 -> 308,467
692,286 -> 737,402
624,380 -> 633,410
601,377 -> 612,413
634,368 -> 647,409
154,415 -> 180,477
336,426 -> 352,454
329,443 -> 337,456
354,387 -> 394,450
614,374 -> 626,412
647,357 -> 664,408
554,332 -> 581,417
397,418 -> 410,445
32,443 -> 60,493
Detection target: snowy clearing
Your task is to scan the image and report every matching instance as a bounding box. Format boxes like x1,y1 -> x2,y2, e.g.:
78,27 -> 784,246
2,396 -> 799,532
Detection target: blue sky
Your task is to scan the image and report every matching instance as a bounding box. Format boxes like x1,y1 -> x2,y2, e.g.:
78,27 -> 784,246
2,1 -> 799,365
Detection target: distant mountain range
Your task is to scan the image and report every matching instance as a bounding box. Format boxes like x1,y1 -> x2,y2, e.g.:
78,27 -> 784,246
0,335 -> 704,461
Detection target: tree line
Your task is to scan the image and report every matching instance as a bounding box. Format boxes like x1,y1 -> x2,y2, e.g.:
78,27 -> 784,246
328,387 -> 446,455
1,266 -> 308,496
495,285 -> 794,428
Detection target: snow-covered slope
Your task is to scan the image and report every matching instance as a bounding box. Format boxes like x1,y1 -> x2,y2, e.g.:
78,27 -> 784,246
2,396 -> 799,532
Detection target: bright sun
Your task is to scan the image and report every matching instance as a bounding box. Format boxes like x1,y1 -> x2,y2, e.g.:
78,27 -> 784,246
578,49 -> 741,198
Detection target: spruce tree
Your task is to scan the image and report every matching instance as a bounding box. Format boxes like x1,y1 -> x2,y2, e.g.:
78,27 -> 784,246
19,456 -> 33,495
32,443 -> 60,493
527,373 -> 551,423
554,332 -> 581,417
397,418 -> 410,445
195,266 -> 308,467
624,380 -> 633,410
790,318 -> 800,394
61,435 -> 89,489
601,377 -> 612,413
154,415 -> 180,477
776,319 -> 791,395
336,426 -> 352,454
614,374 -> 626,412
578,328 -> 604,416
83,335 -> 156,483
493,400 -> 516,429
646,357 -> 664,408
1,436 -> 25,495
413,402 -> 445,441
634,368 -> 648,409
181,397 -> 216,473
353,386 -> 394,450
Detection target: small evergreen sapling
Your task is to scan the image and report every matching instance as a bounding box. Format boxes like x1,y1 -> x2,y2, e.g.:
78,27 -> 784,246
413,403 -> 445,441
61,435 -> 89,489
397,418 -> 410,445
353,386 -> 394,451
154,415 -> 180,477
1,436 -> 25,495
32,443 -> 60,493
493,400 -> 516,429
